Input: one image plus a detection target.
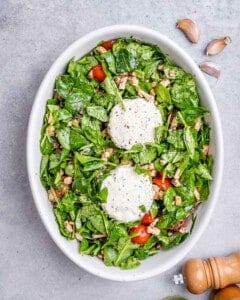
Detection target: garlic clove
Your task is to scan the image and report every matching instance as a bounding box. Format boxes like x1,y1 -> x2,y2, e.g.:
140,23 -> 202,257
176,18 -> 200,43
199,61 -> 221,79
206,36 -> 232,56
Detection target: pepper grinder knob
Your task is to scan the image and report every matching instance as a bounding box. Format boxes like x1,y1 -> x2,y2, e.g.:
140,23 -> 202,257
182,252 -> 240,294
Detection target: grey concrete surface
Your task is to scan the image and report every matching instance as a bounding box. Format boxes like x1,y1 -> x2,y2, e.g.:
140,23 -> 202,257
0,0 -> 240,299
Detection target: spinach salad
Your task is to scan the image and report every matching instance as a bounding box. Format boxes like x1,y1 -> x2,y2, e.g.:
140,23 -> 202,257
40,38 -> 213,269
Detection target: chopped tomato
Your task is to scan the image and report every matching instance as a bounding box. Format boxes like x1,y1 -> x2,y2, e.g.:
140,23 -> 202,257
129,224 -> 151,244
141,212 -> 154,225
153,175 -> 172,191
91,65 -> 106,82
101,39 -> 115,50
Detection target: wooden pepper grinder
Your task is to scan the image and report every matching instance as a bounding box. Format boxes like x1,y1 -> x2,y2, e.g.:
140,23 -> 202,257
173,252 -> 240,294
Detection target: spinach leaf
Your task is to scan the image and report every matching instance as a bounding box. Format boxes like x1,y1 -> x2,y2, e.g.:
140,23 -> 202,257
156,84 -> 171,103
115,237 -> 139,265
196,164 -> 213,180
48,149 -> 69,171
101,51 -> 116,74
56,193 -> 77,213
184,127 -> 195,159
101,77 -> 122,104
199,124 -> 210,146
86,106 -> 108,122
143,60 -> 160,79
178,153 -> 190,175
181,107 -> 208,124
163,187 -> 176,212
107,223 -> 128,243
54,207 -> 73,239
114,49 -> 137,73
40,134 -> 54,155
164,64 -> 186,80
75,153 -> 105,171
81,114 -> 101,131
181,168 -> 196,188
73,175 -> 92,195
40,155 -> 50,187
55,75 -> 75,99
139,145 -> 157,164
70,127 -> 88,151
96,187 -> 108,203
59,109 -> 72,123
138,81 -> 152,93
160,150 -> 182,164
68,56 -> 98,78
150,201 -> 159,218
103,246 -> 118,266
175,186 -> 195,205
134,236 -> 158,260
167,130 -> 185,150
83,126 -> 106,147
80,203 -> 108,234
137,44 -> 156,61
48,153 -> 60,170
65,89 -> 91,115
57,128 -> 70,150
79,239 -> 101,255
197,180 -> 210,201
92,92 -> 116,111
155,125 -> 167,143
171,74 -> 199,109
119,256 -> 140,269
40,155 -> 49,177
124,144 -> 158,165
159,232 -> 188,250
